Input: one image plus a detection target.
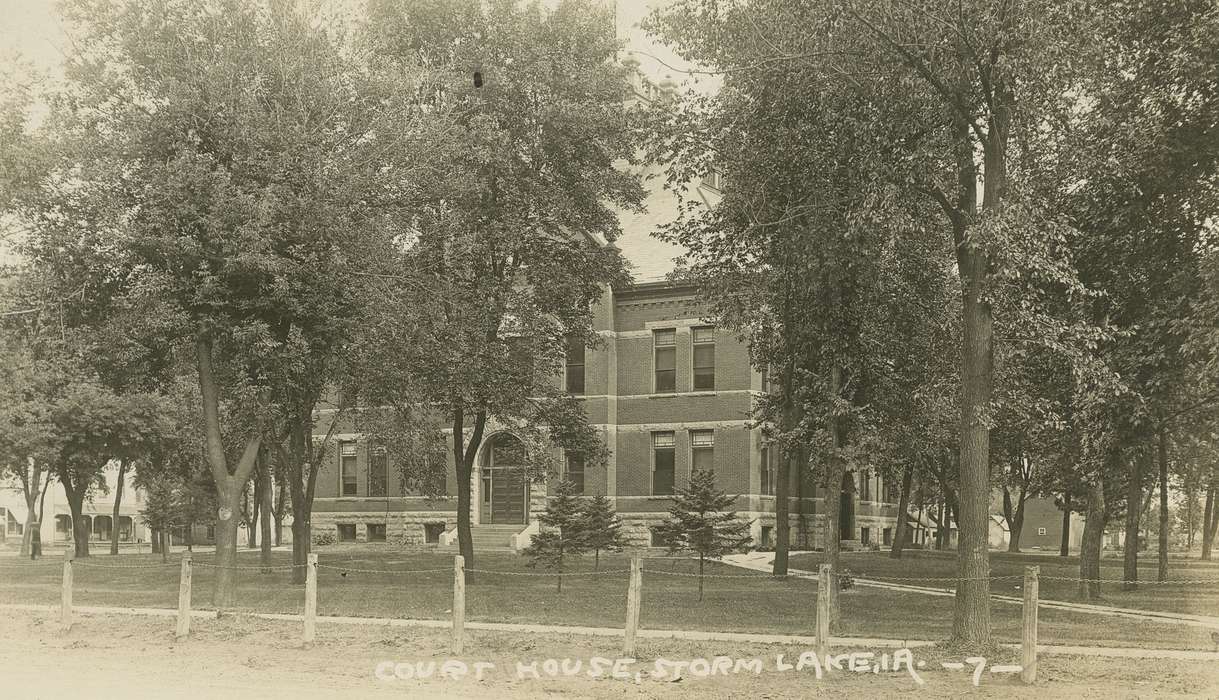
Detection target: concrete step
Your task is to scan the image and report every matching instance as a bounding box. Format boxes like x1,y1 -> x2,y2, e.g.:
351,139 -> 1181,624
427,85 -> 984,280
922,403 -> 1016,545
441,525 -> 526,550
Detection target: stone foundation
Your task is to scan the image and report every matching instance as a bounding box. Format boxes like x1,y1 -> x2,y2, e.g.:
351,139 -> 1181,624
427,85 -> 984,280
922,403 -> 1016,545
311,511 -> 455,546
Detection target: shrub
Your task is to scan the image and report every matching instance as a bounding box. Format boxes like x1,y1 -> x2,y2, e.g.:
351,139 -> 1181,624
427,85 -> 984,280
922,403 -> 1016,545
838,568 -> 855,591
312,531 -> 337,546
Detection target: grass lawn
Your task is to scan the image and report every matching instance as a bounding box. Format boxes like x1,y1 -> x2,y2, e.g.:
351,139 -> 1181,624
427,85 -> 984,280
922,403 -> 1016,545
1,545 -> 1215,651
786,549 -> 1219,617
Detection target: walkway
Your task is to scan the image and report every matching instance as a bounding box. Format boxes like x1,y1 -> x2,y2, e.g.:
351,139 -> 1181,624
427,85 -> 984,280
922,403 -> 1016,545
720,552 -> 1219,631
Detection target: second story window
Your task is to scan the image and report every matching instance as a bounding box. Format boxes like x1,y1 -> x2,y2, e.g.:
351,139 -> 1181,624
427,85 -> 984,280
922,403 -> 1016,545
654,329 -> 676,393
368,444 -> 387,497
340,442 -> 358,496
690,430 -> 714,473
652,431 -> 675,495
565,336 -> 586,395
692,326 -> 715,390
566,453 -> 585,494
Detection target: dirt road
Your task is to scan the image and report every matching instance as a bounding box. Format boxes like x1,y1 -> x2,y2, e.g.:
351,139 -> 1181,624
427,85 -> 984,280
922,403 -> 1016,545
2,609 -> 1217,698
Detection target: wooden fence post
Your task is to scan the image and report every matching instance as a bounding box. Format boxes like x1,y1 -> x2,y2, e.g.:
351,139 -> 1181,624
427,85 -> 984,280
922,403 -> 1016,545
1021,565 -> 1039,683
176,551 -> 192,639
622,555 -> 642,656
303,553 -> 318,645
452,555 -> 466,654
61,546 -> 74,631
816,563 -> 831,660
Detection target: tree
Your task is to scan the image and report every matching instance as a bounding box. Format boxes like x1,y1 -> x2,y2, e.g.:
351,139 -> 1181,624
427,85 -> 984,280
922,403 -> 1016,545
10,0 -> 433,605
653,469 -> 752,601
648,0 -> 1125,647
580,495 -> 629,571
357,0 -> 644,579
1054,0 -> 1219,589
522,480 -> 587,592
0,340 -> 54,557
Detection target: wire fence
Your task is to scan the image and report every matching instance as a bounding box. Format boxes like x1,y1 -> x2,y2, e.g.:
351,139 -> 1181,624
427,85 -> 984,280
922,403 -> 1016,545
4,545 -> 1219,687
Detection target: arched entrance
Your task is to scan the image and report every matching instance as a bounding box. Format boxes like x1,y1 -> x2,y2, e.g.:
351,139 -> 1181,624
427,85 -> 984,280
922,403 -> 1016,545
479,433 -> 529,525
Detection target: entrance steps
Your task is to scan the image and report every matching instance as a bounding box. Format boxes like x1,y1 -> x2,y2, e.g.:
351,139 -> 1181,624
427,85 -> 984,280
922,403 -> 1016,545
439,525 -> 525,551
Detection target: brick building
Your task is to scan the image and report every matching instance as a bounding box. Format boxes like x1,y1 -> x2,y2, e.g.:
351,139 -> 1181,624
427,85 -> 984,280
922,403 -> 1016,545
308,62 -> 900,552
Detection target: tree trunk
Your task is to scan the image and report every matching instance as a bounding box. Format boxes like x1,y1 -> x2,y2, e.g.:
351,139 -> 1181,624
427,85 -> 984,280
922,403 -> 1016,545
289,475 -> 311,585
274,479 -> 286,546
452,406 -> 487,584
283,414 -> 326,585
291,517 -> 310,585
772,356 -> 798,576
152,528 -> 162,554
260,456 -> 273,568
110,459 -> 128,555
160,529 -> 169,562
19,459 -> 43,557
1059,491 -> 1071,556
934,500 -> 946,550
953,269 -> 993,646
1123,453 -> 1145,590
698,555 -> 704,602
62,479 -> 90,558
822,366 -> 849,627
1003,483 -> 1028,553
1078,478 -> 1106,601
212,479 -> 246,609
889,461 -> 914,559
772,450 -> 792,576
244,484 -> 260,549
1202,483 -> 1216,560
196,336 -> 262,610
1157,428 -> 1170,582
1008,490 -> 1027,553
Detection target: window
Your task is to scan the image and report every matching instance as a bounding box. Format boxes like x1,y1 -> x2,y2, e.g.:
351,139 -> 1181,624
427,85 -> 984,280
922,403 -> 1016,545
652,431 -> 675,495
337,523 -> 357,542
761,525 -> 774,547
702,170 -> 723,191
861,527 -> 871,546
690,430 -> 714,474
565,336 -> 586,395
566,453 -> 585,495
653,329 -> 676,393
692,326 -> 715,390
1038,527 -> 1047,536
425,523 -> 445,544
650,526 -> 667,547
366,523 -> 386,542
5,509 -> 23,536
340,442 -> 358,496
368,445 -> 387,497
883,527 -> 893,546
860,470 -> 872,501
760,446 -> 776,496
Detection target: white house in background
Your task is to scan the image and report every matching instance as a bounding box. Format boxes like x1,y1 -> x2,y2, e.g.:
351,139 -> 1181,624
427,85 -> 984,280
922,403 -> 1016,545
0,461 -> 149,550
